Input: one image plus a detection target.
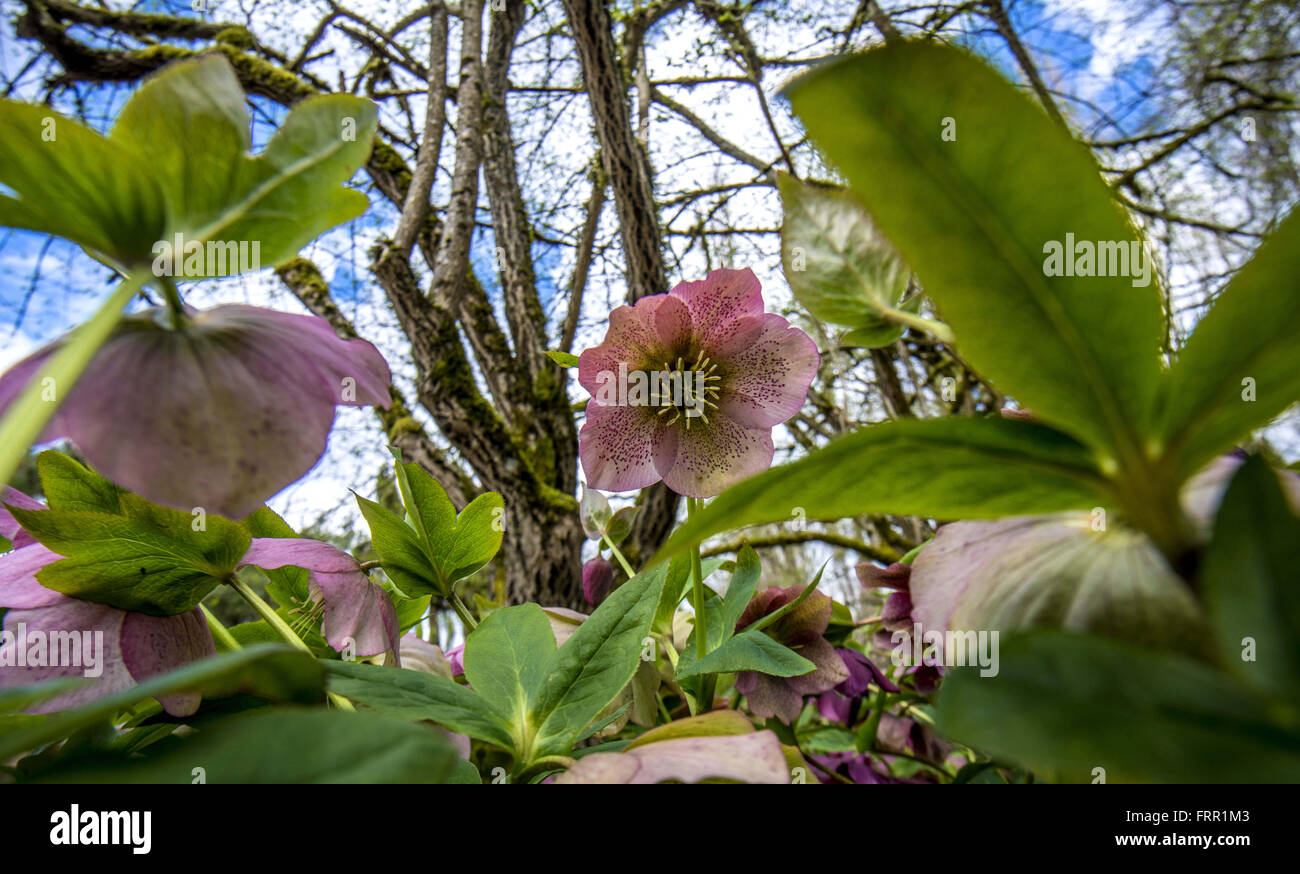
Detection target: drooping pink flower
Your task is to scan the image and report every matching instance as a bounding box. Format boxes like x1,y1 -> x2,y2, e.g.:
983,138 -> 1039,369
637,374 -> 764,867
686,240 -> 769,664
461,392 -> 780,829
241,538 -> 399,662
0,491 -> 215,716
577,268 -> 819,498
733,585 -> 849,724
0,305 -> 392,519
0,500 -> 400,715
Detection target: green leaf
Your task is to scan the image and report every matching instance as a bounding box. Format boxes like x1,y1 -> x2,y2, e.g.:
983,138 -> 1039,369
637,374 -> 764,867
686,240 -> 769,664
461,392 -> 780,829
1158,208 -> 1300,479
0,645 -> 324,761
1201,455 -> 1300,698
652,554 -> 694,634
398,459 -> 504,590
546,349 -> 581,367
33,708 -> 470,784
462,604 -> 557,734
324,660 -> 515,750
780,173 -> 938,347
10,494 -> 251,616
937,631 -> 1300,783
656,416 -> 1112,562
382,456 -> 505,594
355,493 -> 441,596
0,100 -> 165,269
786,42 -> 1163,466
111,57 -> 377,277
718,545 -> 761,635
675,629 -> 814,680
531,562 -> 668,758
36,450 -> 124,514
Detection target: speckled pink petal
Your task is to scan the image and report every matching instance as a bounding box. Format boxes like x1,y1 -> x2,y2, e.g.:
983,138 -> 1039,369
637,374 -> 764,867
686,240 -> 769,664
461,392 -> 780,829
653,415 -> 773,499
0,544 -> 71,608
578,296 -> 669,396
120,608 -> 216,717
242,538 -> 399,660
0,599 -> 134,713
668,267 -> 764,348
580,400 -> 665,492
711,312 -> 820,429
1,487 -> 46,550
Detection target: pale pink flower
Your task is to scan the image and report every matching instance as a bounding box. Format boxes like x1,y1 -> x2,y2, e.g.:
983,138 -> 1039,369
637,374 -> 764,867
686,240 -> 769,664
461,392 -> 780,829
578,268 -> 818,498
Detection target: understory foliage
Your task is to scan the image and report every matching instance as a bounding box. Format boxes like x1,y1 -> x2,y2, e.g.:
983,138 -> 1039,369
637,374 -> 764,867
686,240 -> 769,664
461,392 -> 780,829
0,6 -> 1297,784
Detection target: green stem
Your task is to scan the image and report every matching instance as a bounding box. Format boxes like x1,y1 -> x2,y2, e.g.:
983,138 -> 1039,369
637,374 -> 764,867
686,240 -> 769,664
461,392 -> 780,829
687,498 -> 716,713
0,272 -> 147,487
200,604 -> 241,651
449,589 -> 478,631
602,535 -> 635,578
227,574 -> 355,712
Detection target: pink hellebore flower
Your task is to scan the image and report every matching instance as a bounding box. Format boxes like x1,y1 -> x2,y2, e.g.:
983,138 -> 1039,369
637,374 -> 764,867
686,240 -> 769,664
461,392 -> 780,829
0,499 -> 399,715
0,305 -> 392,519
0,491 -> 214,717
241,538 -> 399,663
578,268 -> 819,498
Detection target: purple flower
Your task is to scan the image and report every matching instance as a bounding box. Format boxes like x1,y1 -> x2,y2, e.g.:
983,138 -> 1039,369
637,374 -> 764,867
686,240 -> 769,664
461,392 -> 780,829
445,642 -> 465,677
0,305 -> 392,519
816,646 -> 898,723
732,585 -> 849,724
0,492 -> 215,716
582,556 -> 616,607
241,538 -> 399,662
577,268 -> 819,498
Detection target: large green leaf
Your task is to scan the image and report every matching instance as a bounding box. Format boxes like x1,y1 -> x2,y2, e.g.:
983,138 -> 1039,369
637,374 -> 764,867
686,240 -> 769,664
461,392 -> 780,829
656,416 -> 1112,562
1201,455 -> 1300,698
33,708 -> 472,784
675,629 -> 814,680
531,563 -> 668,758
0,100 -> 165,270
355,493 -> 441,596
0,645 -> 324,760
780,174 -> 930,347
1158,209 -> 1300,479
392,458 -> 504,591
937,631 -> 1300,783
36,450 -> 124,514
10,494 -> 251,616
462,604 -> 556,735
110,56 -> 377,276
324,660 -> 515,750
718,545 -> 761,635
786,42 -> 1163,467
